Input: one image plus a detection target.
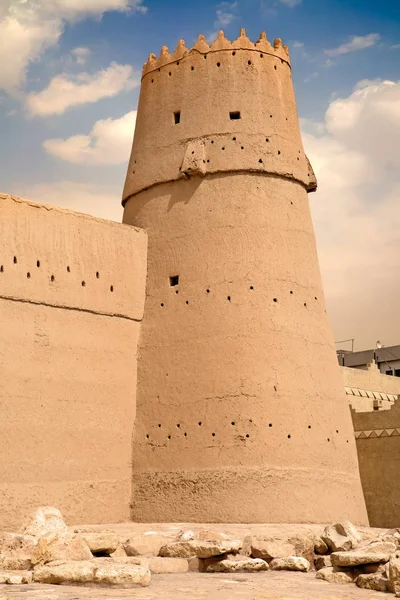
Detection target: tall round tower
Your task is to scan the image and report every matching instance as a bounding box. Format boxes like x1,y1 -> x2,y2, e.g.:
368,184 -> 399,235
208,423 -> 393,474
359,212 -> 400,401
122,29 -> 368,524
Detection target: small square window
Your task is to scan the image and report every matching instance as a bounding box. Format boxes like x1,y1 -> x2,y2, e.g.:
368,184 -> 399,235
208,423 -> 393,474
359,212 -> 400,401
174,111 -> 181,124
230,111 -> 241,120
169,275 -> 179,286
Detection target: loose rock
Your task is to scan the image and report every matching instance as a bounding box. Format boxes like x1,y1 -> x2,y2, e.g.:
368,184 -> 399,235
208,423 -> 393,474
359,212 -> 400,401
356,573 -> 388,592
159,540 -> 241,559
22,507 -> 67,538
93,561 -> 151,587
314,537 -> 329,555
80,533 -> 119,555
316,566 -> 358,584
207,558 -> 268,573
0,571 -> 32,584
331,541 -> 396,567
146,557 -> 189,574
31,532 -> 93,565
388,552 -> 400,594
270,557 -> 310,572
249,539 -> 296,561
322,522 -> 361,552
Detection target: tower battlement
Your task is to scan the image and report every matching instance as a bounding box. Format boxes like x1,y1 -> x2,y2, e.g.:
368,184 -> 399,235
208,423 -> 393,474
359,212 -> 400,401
142,30 -> 290,78
123,28 -> 314,205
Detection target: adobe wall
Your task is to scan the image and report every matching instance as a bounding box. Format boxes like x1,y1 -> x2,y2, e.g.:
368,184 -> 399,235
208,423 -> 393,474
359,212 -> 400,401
0,193 -> 147,530
352,402 -> 400,528
123,31 -> 368,524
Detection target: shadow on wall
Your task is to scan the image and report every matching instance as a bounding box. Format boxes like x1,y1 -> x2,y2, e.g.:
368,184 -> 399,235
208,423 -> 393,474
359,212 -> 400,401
352,401 -> 400,528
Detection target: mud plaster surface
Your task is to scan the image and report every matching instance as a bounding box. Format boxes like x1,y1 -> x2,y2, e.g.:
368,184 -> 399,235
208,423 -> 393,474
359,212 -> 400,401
3,572 -> 386,600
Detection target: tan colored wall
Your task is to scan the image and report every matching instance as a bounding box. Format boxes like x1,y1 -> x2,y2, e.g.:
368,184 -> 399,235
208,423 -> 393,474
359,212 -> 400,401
0,193 -> 147,530
123,31 -> 368,525
341,363 -> 400,412
352,402 -> 400,528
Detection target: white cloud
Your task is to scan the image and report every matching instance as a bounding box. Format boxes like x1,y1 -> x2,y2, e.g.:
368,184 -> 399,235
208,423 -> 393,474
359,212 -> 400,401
292,41 -> 304,48
303,79 -> 400,348
214,1 -> 238,28
71,47 -> 91,65
0,0 -> 146,93
391,44 -> 400,50
279,0 -> 301,6
12,181 -> 123,222
44,110 -> 137,164
304,72 -> 319,83
325,33 -> 380,57
26,63 -> 137,116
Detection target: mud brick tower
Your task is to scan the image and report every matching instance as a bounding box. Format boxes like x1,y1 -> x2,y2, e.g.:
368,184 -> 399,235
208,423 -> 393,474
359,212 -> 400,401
122,29 -> 368,524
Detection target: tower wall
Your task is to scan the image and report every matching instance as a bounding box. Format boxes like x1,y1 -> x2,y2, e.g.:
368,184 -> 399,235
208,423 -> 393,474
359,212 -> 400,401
123,31 -> 368,524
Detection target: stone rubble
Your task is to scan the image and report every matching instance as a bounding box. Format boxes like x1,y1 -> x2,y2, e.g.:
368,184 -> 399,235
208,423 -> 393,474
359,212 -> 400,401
1,508 -> 400,595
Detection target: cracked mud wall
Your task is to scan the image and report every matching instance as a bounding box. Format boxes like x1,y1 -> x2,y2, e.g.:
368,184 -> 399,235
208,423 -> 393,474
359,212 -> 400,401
0,194 -> 147,529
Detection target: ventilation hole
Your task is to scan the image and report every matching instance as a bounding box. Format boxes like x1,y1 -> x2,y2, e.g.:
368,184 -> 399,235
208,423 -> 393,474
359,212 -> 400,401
177,61 -> 180,66
249,419 -> 253,423
151,79 -> 154,83
27,272 -> 31,279
274,386 -> 277,391
231,422 -> 236,426
174,111 -> 181,124
169,72 -> 172,76
217,62 -> 221,67
185,300 -> 189,305
36,260 -> 40,268
168,435 -> 171,440
192,151 -> 195,155
232,51 -> 236,56
13,256 -> 17,264
146,434 -> 150,439
297,157 -> 300,161
315,296 -> 318,300
304,302 -> 307,307
274,65 -> 277,70
227,296 -> 231,302
273,298 -> 277,303
51,275 -> 55,282
260,53 -> 263,58
177,424 -> 181,428
212,433 -> 216,437
170,275 -> 179,287
290,291 -> 293,295
232,137 -> 236,141
191,66 -> 194,71
211,140 -> 214,144
110,285 -> 114,292
278,150 -> 281,155
270,115 -> 273,118
206,289 -> 210,294
250,285 -> 254,290
222,147 -> 225,150
175,290 -> 179,294
346,440 -> 349,443
336,430 -> 339,433
184,432 -> 188,437
82,281 -> 86,287
248,60 -> 252,65
290,201 -> 293,205
0,266 -> 3,273
246,434 -> 250,438
160,303 -> 164,307
269,423 -> 273,427
207,159 -> 210,163
67,266 -> 70,272
230,111 -> 241,120
158,424 -> 161,428
308,425 -> 311,429
259,158 -> 263,163
198,422 -> 202,426
241,146 -> 244,150
288,434 -> 291,439
327,438 -> 330,442
204,55 -> 207,59
266,138 -> 269,142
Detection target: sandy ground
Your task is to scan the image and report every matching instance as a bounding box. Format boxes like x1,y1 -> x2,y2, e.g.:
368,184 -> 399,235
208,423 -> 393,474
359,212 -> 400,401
2,572 -> 387,600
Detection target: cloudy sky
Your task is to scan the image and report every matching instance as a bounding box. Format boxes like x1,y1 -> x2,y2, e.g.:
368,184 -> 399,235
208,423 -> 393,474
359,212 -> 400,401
1,0 -> 400,350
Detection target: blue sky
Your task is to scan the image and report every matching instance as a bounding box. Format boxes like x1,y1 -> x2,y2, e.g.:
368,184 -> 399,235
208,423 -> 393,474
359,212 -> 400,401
1,0 -> 400,348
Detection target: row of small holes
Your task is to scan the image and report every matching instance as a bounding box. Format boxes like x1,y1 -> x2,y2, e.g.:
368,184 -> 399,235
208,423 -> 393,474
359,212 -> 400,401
161,291 -> 318,307
145,427 -> 346,442
1,260 -> 114,292
151,53 -> 281,82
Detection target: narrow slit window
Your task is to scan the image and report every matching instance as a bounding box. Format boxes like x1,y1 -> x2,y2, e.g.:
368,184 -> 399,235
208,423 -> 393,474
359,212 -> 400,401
169,275 -> 179,287
230,111 -> 241,120
174,111 -> 181,124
